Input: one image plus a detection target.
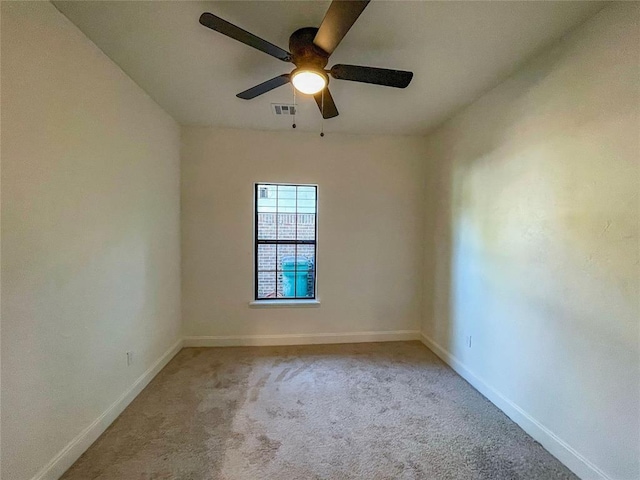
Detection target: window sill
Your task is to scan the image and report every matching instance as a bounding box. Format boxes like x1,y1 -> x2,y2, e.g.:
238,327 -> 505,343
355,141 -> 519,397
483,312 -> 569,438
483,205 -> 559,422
249,299 -> 321,308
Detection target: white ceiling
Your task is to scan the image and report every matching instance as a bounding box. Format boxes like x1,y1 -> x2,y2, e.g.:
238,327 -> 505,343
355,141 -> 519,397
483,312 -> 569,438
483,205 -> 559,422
53,1 -> 604,135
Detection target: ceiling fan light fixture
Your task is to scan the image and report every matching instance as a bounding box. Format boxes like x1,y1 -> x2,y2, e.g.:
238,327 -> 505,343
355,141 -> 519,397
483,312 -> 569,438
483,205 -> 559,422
200,1 -> 412,120
291,69 -> 327,95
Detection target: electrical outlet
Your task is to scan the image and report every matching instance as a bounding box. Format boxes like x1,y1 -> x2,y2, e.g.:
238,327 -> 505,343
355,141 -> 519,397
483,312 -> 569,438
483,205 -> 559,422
466,335 -> 472,348
126,351 -> 134,366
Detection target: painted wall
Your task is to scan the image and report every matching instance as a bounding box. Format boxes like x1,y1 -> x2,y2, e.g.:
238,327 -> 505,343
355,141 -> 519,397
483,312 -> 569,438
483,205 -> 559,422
422,3 -> 639,479
1,3 -> 181,479
181,127 -> 427,339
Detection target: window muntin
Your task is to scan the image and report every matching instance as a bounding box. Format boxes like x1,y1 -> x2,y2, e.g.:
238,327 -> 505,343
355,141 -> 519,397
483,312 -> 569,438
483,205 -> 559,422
255,184 -> 317,300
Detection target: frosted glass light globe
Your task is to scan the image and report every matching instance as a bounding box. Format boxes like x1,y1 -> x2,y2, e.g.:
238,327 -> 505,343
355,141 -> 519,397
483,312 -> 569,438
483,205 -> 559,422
291,70 -> 326,95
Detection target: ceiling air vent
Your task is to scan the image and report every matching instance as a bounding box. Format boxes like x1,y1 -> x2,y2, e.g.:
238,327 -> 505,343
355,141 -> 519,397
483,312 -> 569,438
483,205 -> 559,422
271,103 -> 296,116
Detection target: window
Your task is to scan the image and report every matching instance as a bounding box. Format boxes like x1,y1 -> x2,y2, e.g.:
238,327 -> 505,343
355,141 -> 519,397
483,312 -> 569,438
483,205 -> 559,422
255,184 -> 317,300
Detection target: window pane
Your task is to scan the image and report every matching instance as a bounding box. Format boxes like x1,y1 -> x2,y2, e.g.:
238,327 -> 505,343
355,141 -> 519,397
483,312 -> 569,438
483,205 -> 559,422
303,269 -> 316,298
297,186 -> 316,199
257,185 -> 277,212
297,186 -> 316,214
276,272 -> 284,298
277,185 -> 297,213
257,271 -> 277,299
277,213 -> 296,240
296,245 -> 316,298
297,214 -> 316,241
276,244 -> 296,271
257,244 -> 275,271
296,244 -> 315,264
257,212 -> 276,240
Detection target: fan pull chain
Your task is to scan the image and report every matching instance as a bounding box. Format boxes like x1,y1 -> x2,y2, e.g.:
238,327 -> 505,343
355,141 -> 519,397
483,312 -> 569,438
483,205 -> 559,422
292,86 -> 297,129
320,89 -> 325,137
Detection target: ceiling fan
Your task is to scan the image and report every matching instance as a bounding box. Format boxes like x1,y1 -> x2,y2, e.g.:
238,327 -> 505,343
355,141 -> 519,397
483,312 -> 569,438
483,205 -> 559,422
199,0 -> 413,119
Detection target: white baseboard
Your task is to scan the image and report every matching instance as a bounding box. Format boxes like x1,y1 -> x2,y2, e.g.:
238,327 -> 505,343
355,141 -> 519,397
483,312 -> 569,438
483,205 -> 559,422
32,331 -> 600,480
184,330 -> 421,347
419,332 -> 611,480
31,338 -> 184,480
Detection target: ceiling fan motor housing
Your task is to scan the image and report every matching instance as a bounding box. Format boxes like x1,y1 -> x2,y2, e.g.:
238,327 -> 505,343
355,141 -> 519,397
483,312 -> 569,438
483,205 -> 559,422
289,28 -> 329,71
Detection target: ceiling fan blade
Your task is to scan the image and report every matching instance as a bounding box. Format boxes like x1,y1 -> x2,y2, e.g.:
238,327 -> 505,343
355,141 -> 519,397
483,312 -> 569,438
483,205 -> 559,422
199,13 -> 292,62
236,74 -> 291,99
313,1 -> 370,55
330,64 -> 413,88
313,88 -> 339,119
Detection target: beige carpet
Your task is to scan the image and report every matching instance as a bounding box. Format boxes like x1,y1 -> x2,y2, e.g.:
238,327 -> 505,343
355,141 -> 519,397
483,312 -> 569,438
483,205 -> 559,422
61,342 -> 577,479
